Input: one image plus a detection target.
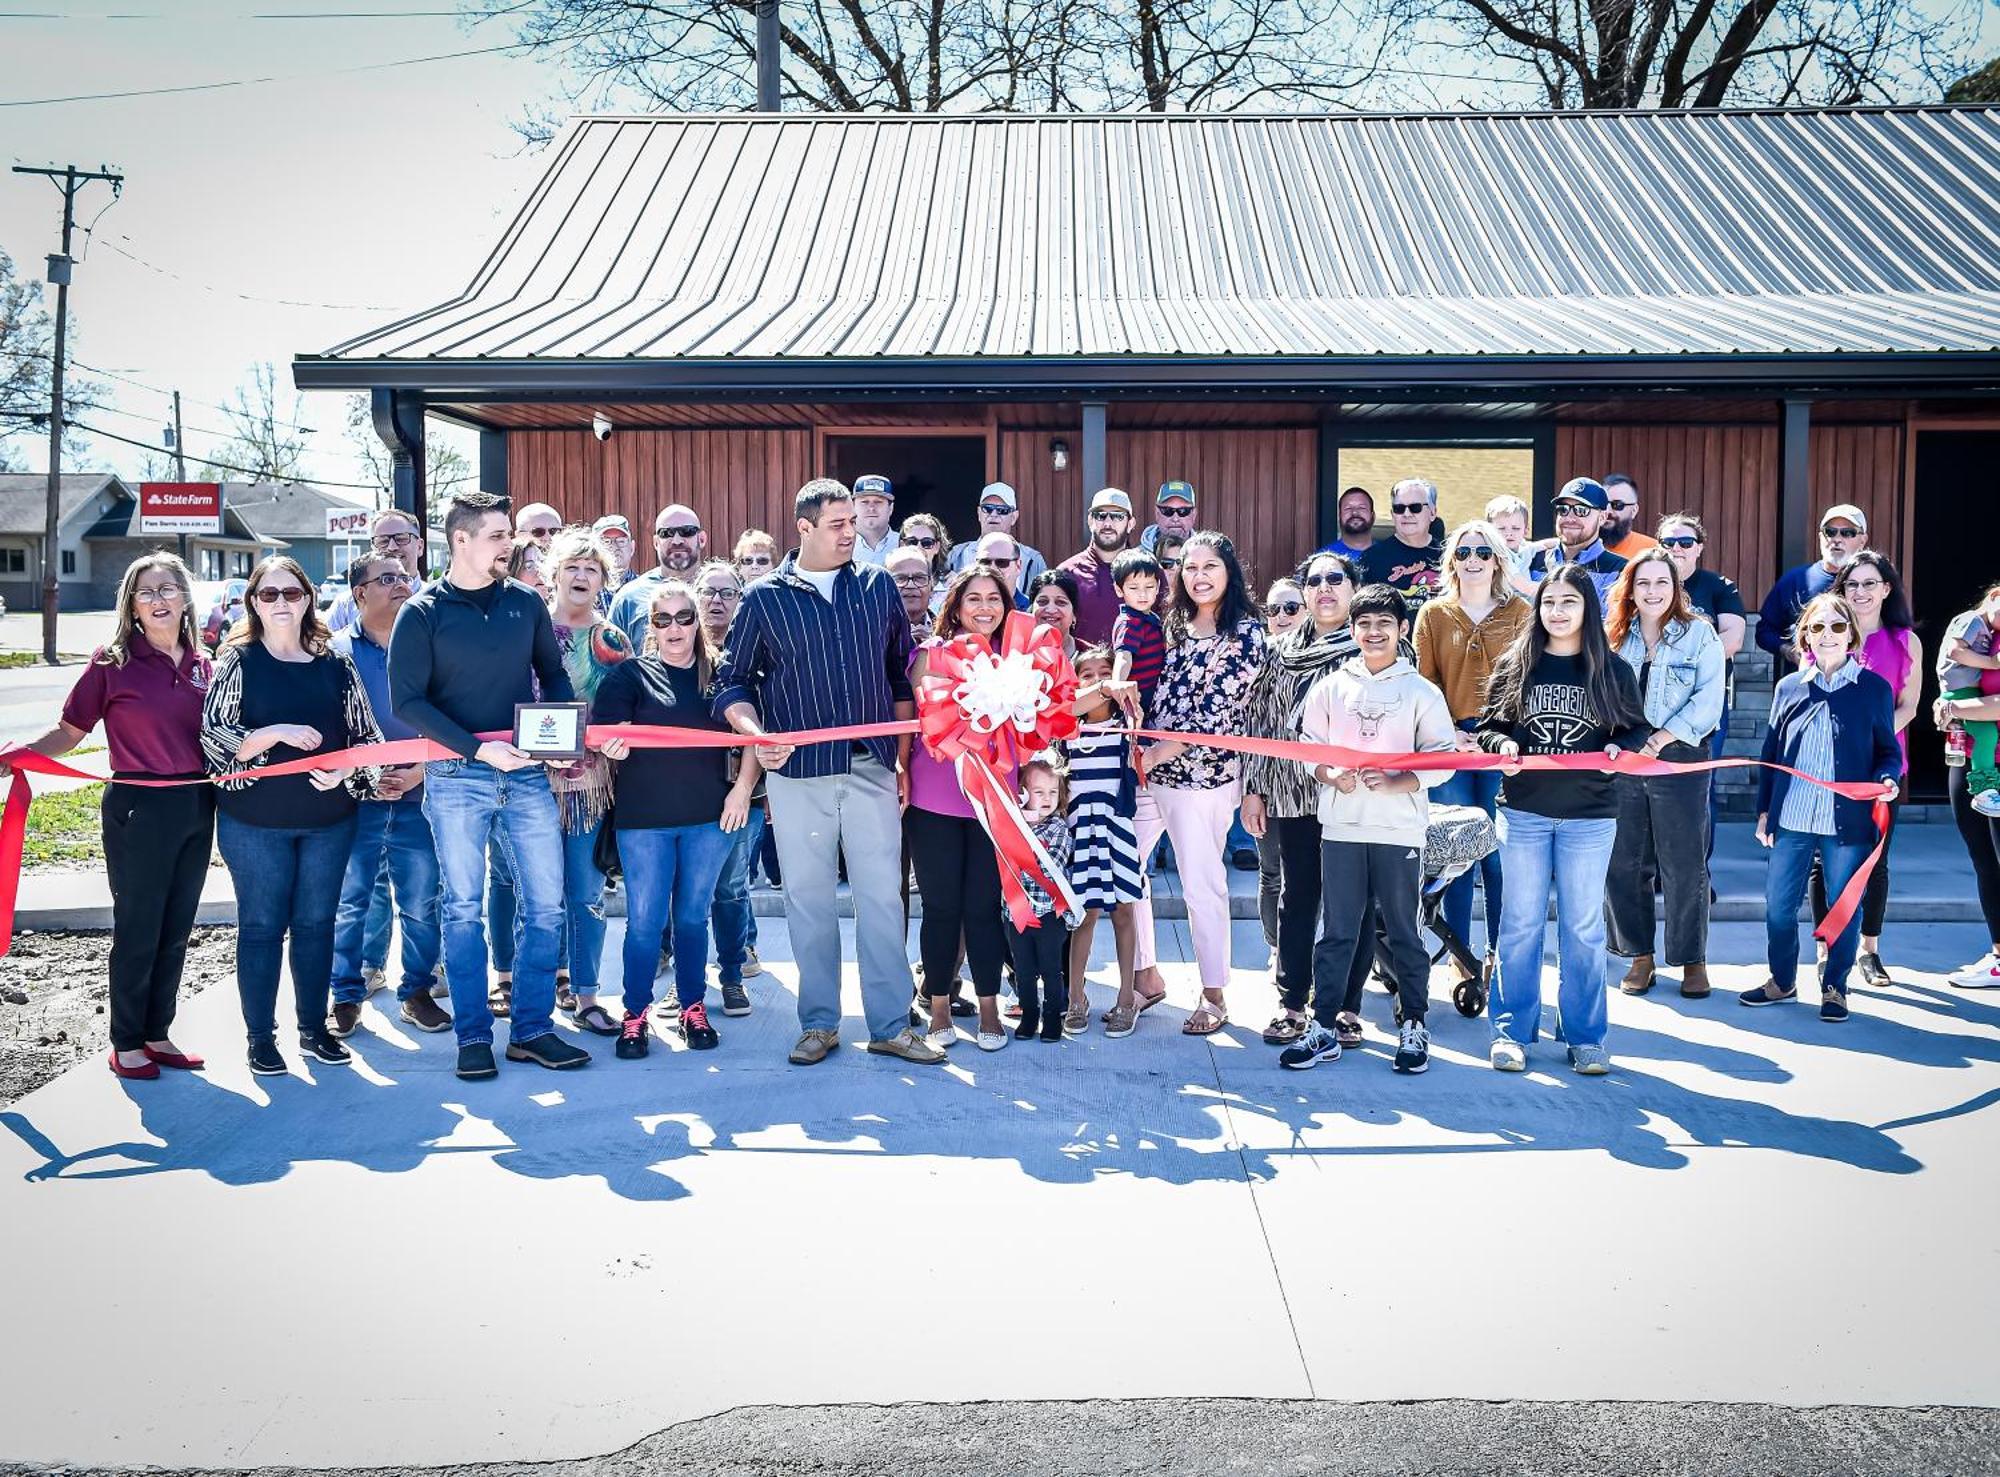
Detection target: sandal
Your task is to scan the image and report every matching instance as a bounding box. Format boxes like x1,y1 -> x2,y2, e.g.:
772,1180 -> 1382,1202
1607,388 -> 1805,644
1063,995 -> 1090,1035
1103,1002 -> 1138,1038
555,979 -> 577,1013
1182,998 -> 1228,1036
1334,1011 -> 1363,1048
488,977 -> 513,1020
573,1002 -> 620,1036
1104,987 -> 1166,1023
1262,1013 -> 1308,1045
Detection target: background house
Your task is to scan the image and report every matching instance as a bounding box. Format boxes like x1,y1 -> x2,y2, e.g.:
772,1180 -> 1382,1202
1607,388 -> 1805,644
219,481 -> 378,585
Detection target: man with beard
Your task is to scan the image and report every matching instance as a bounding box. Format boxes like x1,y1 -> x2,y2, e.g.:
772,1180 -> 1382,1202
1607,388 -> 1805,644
607,503 -> 708,645
389,490 -> 584,1081
1060,487 -> 1135,646
1528,477 -> 1628,607
1325,486 -> 1377,560
1600,474 -> 1658,560
1756,504 -> 1869,671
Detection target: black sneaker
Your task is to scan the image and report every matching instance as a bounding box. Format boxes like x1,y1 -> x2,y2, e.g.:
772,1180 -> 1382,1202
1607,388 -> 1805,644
299,1029 -> 353,1066
678,1000 -> 719,1050
615,1010 -> 651,1059
456,1042 -> 498,1080
1392,1018 -> 1431,1074
247,1037 -> 287,1077
506,1033 -> 591,1069
1820,990 -> 1851,1023
1279,1022 -> 1342,1070
719,980 -> 752,1017
1014,1009 -> 1041,1041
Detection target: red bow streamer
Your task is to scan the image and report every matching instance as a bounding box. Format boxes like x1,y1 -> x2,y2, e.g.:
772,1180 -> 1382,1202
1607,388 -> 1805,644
913,612 -> 1081,930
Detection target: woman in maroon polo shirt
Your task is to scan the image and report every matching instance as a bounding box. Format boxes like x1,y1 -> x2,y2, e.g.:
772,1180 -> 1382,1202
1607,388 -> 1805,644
2,554 -> 216,1080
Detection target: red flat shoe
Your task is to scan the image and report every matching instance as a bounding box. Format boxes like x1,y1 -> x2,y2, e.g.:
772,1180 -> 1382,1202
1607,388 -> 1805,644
143,1047 -> 205,1071
108,1050 -> 160,1081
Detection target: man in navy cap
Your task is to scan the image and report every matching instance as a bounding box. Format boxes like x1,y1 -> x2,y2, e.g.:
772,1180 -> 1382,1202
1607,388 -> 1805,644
852,475 -> 899,566
1529,477 -> 1629,606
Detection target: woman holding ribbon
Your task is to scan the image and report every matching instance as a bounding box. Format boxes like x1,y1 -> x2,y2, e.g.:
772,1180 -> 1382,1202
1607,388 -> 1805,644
201,556 -> 382,1077
1740,593 -> 1902,1021
1603,548 -> 1725,999
905,562 -> 1018,1052
1808,552 -> 1921,987
544,528 -> 632,1035
2,553 -> 215,1081
1133,531 -> 1266,1037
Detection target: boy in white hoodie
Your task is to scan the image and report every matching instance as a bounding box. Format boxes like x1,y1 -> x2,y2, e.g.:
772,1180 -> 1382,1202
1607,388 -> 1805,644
1287,583 -> 1458,1074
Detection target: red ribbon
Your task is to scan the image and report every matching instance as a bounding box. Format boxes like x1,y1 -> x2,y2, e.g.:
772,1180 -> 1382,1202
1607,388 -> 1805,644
912,612 -> 1081,929
0,710 -> 1892,959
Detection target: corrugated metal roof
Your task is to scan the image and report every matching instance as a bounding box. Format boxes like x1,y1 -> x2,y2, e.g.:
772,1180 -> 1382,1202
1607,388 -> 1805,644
319,108 -> 2000,365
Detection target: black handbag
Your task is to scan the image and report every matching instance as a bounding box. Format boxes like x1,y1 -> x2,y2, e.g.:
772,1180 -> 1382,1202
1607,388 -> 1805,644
593,809 -> 621,881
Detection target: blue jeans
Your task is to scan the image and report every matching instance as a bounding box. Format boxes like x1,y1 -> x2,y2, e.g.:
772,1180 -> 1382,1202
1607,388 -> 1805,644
712,805 -> 766,985
1491,808 -> 1616,1049
362,859 -> 392,971
618,822 -> 734,1014
216,811 -> 358,1044
561,819 -> 607,996
422,760 -> 565,1047
1767,827 -> 1869,995
332,801 -> 441,1004
1436,766 -> 1504,954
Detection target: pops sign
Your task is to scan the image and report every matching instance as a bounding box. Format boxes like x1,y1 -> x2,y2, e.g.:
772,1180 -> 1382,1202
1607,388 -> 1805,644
138,482 -> 222,535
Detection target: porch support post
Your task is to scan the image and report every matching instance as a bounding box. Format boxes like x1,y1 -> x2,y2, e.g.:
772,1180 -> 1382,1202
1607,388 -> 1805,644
370,388 -> 427,539
479,427 -> 509,497
1081,401 -> 1107,498
1779,398 -> 1812,576
1316,407 -> 1342,550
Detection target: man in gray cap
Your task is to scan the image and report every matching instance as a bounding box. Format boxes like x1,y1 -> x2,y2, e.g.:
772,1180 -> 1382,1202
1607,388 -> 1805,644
1757,502 -> 1870,669
1059,487 -> 1135,645
851,475 -> 899,567
948,481 -> 1045,585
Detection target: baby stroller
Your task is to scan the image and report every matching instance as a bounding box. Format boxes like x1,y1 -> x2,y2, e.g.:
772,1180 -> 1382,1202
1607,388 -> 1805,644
1376,803 -> 1500,1020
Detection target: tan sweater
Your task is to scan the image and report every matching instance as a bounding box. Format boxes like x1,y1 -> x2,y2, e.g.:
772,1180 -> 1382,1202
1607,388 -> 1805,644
1413,596 -> 1533,721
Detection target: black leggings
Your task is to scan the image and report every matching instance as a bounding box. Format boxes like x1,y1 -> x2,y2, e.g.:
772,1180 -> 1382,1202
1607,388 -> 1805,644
1810,790 -> 1899,939
102,781 -> 215,1052
1008,916 -> 1069,1017
1272,814 -> 1324,1012
1951,764 -> 2000,943
905,806 -> 1005,998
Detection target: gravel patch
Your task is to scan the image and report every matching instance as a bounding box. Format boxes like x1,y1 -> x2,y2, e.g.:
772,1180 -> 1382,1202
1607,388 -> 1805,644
0,927 -> 237,1106
3,1400 -> 1998,1476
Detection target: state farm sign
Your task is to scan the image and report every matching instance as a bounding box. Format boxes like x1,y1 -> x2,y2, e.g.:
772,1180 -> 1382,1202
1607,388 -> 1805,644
139,482 -> 222,535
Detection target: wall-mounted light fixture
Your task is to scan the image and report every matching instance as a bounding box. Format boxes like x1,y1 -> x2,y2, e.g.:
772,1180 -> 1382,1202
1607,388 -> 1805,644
1050,438 -> 1069,472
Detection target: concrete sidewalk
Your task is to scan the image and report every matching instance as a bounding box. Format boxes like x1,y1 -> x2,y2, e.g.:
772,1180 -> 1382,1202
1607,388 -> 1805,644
1,912 -> 1997,1470
12,819 -> 1990,930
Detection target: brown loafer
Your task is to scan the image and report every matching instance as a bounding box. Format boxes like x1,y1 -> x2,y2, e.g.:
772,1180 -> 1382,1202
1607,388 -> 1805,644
327,1001 -> 363,1038
1619,955 -> 1656,996
1679,962 -> 1711,998
400,993 -> 452,1033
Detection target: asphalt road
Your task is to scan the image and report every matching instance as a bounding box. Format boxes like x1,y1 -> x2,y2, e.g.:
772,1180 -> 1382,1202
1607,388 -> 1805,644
3,1400 -> 1997,1476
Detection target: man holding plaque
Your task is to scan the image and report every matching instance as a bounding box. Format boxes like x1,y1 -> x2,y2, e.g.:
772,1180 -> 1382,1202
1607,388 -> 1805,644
714,479 -> 946,1068
389,490 -> 589,1081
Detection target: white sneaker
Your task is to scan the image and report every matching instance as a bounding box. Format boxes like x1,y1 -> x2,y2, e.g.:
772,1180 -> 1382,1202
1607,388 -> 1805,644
1489,1039 -> 1527,1072
741,947 -> 764,979
1568,1043 -> 1611,1075
1950,953 -> 2000,988
1973,789 -> 2000,818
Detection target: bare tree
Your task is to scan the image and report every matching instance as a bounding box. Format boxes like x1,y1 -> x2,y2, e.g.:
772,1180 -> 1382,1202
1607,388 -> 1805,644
342,395 -> 472,520
0,248 -> 104,473
211,363 -> 312,483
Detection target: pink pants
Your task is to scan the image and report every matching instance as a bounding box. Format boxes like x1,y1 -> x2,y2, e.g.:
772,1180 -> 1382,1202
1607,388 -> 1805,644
1130,782 -> 1239,992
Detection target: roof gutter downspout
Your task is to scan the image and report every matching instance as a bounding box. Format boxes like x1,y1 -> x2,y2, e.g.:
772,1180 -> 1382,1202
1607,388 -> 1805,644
371,388 -> 427,548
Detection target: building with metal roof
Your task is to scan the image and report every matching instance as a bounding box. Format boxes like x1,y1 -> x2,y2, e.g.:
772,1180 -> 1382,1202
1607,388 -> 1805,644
296,105 -> 2000,797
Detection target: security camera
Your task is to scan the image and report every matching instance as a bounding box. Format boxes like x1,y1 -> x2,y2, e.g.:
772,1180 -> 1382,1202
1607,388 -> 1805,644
591,413 -> 613,442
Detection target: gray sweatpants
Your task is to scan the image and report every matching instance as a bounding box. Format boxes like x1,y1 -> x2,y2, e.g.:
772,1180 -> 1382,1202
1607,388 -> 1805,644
764,755 -> 913,1042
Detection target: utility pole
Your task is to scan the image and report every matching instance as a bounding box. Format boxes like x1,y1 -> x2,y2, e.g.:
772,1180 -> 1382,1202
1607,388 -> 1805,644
12,163 -> 123,665
170,389 -> 189,566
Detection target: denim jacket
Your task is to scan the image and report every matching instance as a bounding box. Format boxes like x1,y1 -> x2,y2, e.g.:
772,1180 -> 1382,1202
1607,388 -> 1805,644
1615,617 -> 1724,749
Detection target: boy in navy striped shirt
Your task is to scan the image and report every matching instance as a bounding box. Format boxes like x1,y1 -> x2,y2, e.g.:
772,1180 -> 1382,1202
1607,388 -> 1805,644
1111,549 -> 1168,718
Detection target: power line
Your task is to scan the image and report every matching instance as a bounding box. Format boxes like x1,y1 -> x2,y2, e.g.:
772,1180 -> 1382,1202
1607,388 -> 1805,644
0,5 -> 532,18
68,418 -> 387,489
91,236 -> 399,311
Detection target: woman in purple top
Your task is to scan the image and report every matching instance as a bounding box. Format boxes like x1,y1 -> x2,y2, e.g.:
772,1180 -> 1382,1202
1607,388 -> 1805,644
1808,551 -> 1923,986
3,554 -> 216,1081
903,562 -> 1017,1053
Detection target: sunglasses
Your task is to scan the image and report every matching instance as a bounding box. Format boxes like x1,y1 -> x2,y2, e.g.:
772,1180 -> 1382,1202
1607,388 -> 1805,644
1607,501 -> 1638,513
519,527 -> 557,541
1553,502 -> 1593,515
650,609 -> 699,628
1391,502 -> 1429,515
1158,505 -> 1194,515
1158,558 -> 1181,571
1805,619 -> 1852,636
978,504 -> 1013,517
737,552 -> 774,566
134,586 -> 184,604
1089,510 -> 1127,522
1821,525 -> 1861,538
1264,600 -> 1303,617
1453,545 -> 1494,562
1659,535 -> 1701,549
987,556 -> 1020,567
255,586 -> 308,605
1303,571 -> 1348,588
656,524 -> 701,539
902,536 -> 939,550
371,532 -> 418,550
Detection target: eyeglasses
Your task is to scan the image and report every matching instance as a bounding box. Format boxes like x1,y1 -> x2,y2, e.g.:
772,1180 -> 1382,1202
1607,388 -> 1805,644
656,524 -> 701,539
891,572 -> 932,588
1303,571 -> 1348,588
1390,502 -> 1429,515
371,531 -> 418,550
1842,578 -> 1886,594
1264,600 -> 1303,617
133,585 -> 184,604
650,609 -> 699,628
358,571 -> 415,591
901,536 -> 939,550
1659,535 -> 1701,550
737,552 -> 774,567
978,503 -> 1013,517
255,586 -> 308,605
1453,545 -> 1494,562
1821,525 -> 1862,539
1804,619 -> 1852,636
698,586 -> 740,601
519,526 -> 558,542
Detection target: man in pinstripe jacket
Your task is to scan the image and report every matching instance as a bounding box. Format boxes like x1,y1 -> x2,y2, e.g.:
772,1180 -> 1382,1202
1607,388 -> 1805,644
714,479 -> 947,1068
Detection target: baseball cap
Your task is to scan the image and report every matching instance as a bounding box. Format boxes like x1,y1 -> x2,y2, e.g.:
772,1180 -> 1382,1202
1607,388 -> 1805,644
1089,487 -> 1133,514
1157,480 -> 1196,508
1553,477 -> 1608,511
592,514 -> 632,538
853,475 -> 893,501
1820,503 -> 1869,534
979,481 -> 1018,510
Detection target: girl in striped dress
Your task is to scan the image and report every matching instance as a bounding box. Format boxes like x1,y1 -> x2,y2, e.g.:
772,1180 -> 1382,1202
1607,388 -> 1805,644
1062,644 -> 1146,1038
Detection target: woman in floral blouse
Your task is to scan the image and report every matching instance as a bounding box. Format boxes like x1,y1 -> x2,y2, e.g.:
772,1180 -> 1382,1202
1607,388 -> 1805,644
1132,530 -> 1266,1035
